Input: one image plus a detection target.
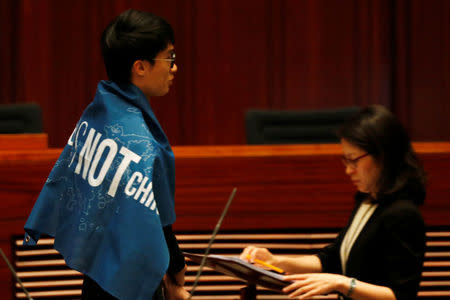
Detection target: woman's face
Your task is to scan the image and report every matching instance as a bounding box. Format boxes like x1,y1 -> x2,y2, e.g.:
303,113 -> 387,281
341,138 -> 381,196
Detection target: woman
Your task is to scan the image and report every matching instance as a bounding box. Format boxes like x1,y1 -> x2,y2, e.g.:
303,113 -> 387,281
241,105 -> 426,300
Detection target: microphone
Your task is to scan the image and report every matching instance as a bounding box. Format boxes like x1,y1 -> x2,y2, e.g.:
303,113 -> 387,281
187,187 -> 237,299
0,248 -> 33,300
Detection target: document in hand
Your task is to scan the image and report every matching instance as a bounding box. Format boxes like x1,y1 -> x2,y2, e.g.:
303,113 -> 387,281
184,252 -> 291,292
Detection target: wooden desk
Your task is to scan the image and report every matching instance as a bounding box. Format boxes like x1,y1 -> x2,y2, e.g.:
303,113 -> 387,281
1,135 -> 449,299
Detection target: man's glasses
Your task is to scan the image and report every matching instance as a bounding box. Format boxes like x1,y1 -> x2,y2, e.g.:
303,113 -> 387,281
341,153 -> 369,168
153,52 -> 176,69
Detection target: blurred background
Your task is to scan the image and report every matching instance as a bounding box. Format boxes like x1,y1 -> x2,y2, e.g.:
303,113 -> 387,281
0,0 -> 449,147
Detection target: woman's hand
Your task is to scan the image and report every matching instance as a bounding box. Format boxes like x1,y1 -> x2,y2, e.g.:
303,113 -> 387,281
240,246 -> 274,264
283,273 -> 347,299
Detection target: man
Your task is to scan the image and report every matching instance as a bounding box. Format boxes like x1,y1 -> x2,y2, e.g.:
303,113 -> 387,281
24,9 -> 189,299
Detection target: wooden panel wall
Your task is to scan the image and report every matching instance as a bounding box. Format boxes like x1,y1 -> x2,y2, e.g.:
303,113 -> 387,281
0,0 -> 448,147
1,135 -> 450,298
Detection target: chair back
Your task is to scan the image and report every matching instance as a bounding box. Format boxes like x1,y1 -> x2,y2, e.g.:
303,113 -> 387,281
245,107 -> 360,144
0,103 -> 42,133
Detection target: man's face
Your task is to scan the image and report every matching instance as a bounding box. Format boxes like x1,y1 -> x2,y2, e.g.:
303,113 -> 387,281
135,44 -> 177,98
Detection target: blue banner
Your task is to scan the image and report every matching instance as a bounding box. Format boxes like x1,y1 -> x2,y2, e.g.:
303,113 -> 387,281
24,81 -> 176,299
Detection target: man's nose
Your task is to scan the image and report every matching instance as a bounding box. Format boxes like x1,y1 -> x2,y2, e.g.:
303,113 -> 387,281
171,63 -> 178,73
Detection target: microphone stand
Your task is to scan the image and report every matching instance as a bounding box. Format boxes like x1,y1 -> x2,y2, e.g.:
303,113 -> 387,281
187,187 -> 237,300
0,248 -> 33,300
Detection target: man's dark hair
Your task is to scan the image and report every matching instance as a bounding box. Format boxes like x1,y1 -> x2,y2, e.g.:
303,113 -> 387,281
337,105 -> 426,204
101,9 -> 175,84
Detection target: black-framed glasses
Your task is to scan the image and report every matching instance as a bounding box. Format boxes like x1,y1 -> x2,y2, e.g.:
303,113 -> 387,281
153,52 -> 176,69
341,153 -> 370,168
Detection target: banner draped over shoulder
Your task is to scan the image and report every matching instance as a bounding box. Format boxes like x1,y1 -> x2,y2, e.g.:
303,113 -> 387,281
24,81 -> 176,300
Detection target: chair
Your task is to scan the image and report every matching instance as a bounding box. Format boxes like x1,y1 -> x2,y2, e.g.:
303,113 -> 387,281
0,103 -> 42,133
245,107 -> 360,144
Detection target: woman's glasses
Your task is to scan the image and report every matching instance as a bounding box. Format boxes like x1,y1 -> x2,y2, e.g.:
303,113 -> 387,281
341,153 -> 369,168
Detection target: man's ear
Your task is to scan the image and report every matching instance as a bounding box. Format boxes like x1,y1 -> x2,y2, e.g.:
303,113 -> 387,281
131,60 -> 148,77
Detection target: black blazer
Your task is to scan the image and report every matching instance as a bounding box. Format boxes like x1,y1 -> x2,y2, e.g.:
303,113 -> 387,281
317,188 -> 426,300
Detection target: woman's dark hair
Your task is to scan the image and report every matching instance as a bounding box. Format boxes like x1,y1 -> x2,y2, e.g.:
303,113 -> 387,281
337,105 -> 426,204
101,9 -> 175,84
